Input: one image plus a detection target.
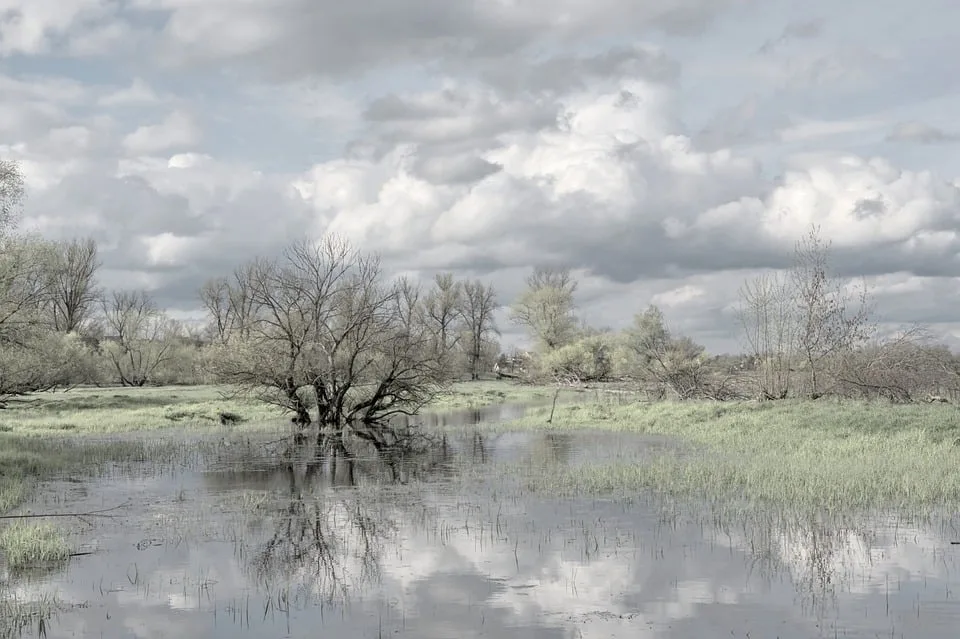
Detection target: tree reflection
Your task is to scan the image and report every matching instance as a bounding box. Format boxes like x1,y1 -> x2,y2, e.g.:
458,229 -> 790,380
249,472 -> 388,605
217,431 -> 489,607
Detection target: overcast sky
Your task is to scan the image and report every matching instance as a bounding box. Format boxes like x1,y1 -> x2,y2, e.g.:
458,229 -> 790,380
3,0 -> 960,353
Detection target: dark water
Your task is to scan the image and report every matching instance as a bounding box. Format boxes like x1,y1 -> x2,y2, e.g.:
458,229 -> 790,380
4,403 -> 960,638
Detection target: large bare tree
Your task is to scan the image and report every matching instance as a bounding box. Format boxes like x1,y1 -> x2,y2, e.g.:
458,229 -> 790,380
510,267 -> 579,351
422,272 -> 463,371
44,237 -> 100,333
460,279 -> 499,380
207,236 -> 447,445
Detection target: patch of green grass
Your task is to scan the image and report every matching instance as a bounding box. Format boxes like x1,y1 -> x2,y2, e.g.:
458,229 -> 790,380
0,385 -> 281,434
501,398 -> 960,511
1,381 -> 561,434
427,380 -> 577,410
0,522 -> 71,569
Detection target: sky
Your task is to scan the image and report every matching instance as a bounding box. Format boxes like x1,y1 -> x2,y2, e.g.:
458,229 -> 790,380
2,0 -> 960,353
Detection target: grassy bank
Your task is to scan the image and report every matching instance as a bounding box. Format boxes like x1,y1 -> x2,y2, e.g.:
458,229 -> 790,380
502,398 -> 960,511
428,380 -> 565,410
0,385 -> 280,434
0,381 -> 561,435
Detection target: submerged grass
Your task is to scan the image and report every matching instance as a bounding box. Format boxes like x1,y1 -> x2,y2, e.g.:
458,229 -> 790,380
502,398 -> 960,511
0,522 -> 71,570
0,592 -> 62,639
0,433 -> 209,514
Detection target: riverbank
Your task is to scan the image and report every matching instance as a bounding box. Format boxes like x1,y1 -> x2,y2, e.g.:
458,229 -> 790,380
0,381 -> 566,435
502,398 -> 960,511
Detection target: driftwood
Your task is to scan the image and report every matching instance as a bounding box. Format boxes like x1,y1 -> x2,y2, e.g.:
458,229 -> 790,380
0,500 -> 130,520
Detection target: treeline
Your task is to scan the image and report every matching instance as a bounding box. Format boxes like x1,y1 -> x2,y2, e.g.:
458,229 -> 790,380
0,239 -> 503,409
504,227 -> 960,404
0,232 -> 211,402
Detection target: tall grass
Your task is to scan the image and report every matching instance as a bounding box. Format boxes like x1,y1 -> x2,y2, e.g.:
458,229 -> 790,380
503,398 -> 960,511
0,522 -> 71,570
0,385 -> 281,434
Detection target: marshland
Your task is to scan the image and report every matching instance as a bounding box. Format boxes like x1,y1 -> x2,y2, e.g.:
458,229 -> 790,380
3,383 -> 960,638
3,162 -> 960,637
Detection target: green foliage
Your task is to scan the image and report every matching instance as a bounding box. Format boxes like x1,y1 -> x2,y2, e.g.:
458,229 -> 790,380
509,267 -> 579,351
538,333 -> 614,381
0,158 -> 24,235
618,305 -> 707,398
0,522 -> 71,569
504,397 -> 960,511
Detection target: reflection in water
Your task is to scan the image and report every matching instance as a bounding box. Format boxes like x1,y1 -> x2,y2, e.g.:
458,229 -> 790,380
4,405 -> 960,638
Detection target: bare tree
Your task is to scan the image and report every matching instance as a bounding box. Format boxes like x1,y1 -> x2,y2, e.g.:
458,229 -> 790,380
100,290 -> 176,386
791,226 -> 873,398
0,158 -> 25,236
737,271 -> 797,400
422,272 -> 463,370
199,263 -> 260,343
199,276 -> 232,343
835,326 -> 960,402
393,275 -> 423,333
45,237 -> 100,333
510,266 -> 579,350
460,279 -> 499,380
207,236 -> 447,444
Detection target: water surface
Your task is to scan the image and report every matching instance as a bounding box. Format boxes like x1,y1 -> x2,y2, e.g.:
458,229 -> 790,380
4,403 -> 960,638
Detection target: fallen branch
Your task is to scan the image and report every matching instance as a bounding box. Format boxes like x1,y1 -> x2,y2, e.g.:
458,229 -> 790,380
0,500 -> 131,520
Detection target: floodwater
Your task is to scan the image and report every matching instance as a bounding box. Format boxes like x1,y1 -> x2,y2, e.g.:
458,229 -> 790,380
4,403 -> 960,638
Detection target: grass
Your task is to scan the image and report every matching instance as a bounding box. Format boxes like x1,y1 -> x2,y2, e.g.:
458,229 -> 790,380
500,397 -> 960,511
0,522 -> 71,570
0,434 -> 206,514
0,385 -> 280,434
0,381 -> 563,434
0,592 -> 62,639
425,380 -> 565,410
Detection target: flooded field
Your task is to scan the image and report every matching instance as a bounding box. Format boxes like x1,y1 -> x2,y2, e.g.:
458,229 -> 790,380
3,403 -> 960,638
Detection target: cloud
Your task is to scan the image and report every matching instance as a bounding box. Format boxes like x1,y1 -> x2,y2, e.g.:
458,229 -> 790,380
885,121 -> 959,144
758,18 -> 825,55
122,111 -> 201,155
4,0 -> 960,353
0,0 -> 122,55
98,78 -> 163,107
137,0 -> 742,80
